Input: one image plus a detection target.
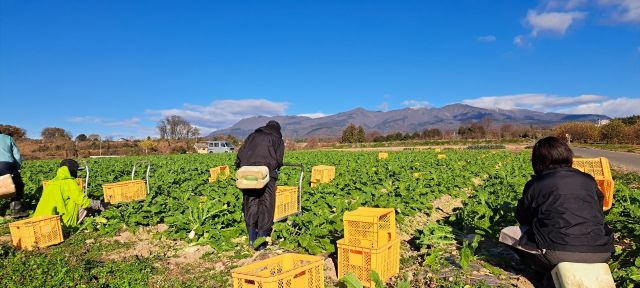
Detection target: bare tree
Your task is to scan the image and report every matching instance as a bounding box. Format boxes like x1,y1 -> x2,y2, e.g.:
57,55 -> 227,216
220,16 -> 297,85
41,127 -> 72,140
500,123 -> 513,139
0,124 -> 27,139
157,115 -> 199,140
87,134 -> 100,141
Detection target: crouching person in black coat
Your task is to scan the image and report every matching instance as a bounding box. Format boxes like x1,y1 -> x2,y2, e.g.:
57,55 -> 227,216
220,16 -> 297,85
500,136 -> 614,287
235,120 -> 285,250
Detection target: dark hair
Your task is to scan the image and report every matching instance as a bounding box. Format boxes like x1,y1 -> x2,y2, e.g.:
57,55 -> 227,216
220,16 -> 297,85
531,136 -> 573,175
59,159 -> 80,178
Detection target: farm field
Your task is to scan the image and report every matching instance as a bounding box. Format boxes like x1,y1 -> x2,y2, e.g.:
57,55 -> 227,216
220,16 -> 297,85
1,150 -> 639,288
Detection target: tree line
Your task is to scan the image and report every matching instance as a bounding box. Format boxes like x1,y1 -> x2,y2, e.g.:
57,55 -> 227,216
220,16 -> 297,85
339,116 -> 640,144
339,121 -> 540,143
554,118 -> 640,144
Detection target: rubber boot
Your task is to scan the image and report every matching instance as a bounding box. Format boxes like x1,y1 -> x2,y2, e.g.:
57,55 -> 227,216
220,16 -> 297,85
9,201 -> 28,218
248,227 -> 258,247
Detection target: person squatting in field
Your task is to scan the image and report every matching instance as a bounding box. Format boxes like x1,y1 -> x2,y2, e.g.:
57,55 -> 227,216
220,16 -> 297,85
33,159 -> 108,227
500,136 -> 614,287
0,131 -> 27,218
235,120 -> 285,250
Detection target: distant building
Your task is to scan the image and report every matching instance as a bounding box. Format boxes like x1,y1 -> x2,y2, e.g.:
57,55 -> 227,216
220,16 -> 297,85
194,142 -> 208,154
596,119 -> 610,127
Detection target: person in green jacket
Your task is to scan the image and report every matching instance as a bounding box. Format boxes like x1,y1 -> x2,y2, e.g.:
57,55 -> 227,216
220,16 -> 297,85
33,159 -> 106,227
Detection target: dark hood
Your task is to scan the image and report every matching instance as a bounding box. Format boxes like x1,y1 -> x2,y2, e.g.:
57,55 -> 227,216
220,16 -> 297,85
255,121 -> 282,138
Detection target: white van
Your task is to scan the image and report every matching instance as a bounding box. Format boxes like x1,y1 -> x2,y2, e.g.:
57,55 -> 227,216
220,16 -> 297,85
207,141 -> 235,153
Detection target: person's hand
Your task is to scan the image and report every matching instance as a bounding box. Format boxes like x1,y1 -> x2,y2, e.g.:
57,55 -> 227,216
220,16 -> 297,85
90,199 -> 107,211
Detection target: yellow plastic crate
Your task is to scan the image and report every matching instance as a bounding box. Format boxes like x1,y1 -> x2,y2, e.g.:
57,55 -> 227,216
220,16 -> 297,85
573,157 -> 615,210
378,152 -> 388,160
102,180 -> 147,204
43,178 -> 84,192
437,154 -> 446,159
310,165 -> 335,187
209,165 -> 231,182
232,253 -> 325,288
337,238 -> 400,287
275,186 -> 299,221
9,215 -> 64,250
343,207 -> 396,249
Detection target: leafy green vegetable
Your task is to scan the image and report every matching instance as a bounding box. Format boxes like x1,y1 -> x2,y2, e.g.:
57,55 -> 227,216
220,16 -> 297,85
340,272 -> 364,288
1,150 -> 639,286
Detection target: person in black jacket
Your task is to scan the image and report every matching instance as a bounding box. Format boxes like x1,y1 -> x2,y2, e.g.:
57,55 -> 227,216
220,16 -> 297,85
235,120 -> 285,250
500,136 -> 613,284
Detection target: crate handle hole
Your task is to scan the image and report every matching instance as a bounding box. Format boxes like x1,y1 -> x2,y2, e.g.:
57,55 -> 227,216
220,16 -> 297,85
294,271 -> 306,278
243,279 -> 255,284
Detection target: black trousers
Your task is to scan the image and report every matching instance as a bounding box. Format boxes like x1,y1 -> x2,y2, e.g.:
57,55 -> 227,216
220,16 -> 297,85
512,248 -> 611,275
0,161 -> 24,202
242,178 -> 276,235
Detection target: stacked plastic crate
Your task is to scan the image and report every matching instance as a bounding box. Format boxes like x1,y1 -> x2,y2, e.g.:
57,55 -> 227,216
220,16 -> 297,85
337,207 -> 400,287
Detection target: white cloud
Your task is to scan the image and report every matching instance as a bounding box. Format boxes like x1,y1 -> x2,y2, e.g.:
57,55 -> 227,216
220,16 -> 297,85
477,35 -> 497,42
67,116 -> 141,128
463,93 -> 607,110
377,102 -> 390,112
560,97 -> 640,117
65,116 -> 155,139
150,98 -> 288,131
462,93 -> 640,117
401,100 -> 431,109
526,10 -> 588,36
598,0 -> 640,22
544,0 -> 589,10
104,118 -> 141,128
67,116 -> 104,124
298,113 -> 327,118
513,35 -> 530,47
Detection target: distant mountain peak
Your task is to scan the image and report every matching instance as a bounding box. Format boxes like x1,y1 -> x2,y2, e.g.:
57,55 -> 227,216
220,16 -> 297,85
210,103 -> 609,139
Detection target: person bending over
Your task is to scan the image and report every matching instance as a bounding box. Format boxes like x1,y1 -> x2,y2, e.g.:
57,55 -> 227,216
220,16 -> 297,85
235,120 -> 285,250
33,159 -> 106,227
0,131 -> 27,217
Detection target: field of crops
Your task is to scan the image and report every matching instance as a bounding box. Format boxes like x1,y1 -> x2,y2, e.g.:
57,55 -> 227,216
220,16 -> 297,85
1,150 -> 639,287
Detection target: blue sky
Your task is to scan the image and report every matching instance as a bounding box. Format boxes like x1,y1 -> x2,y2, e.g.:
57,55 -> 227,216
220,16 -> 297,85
1,0 -> 639,138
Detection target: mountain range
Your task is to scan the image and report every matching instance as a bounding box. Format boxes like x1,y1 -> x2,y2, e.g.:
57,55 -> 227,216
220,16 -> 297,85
210,104 -> 608,139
